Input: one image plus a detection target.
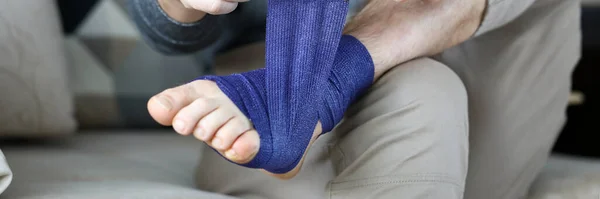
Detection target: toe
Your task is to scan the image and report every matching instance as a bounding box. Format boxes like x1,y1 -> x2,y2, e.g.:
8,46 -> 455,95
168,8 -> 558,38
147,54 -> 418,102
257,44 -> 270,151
225,129 -> 260,164
172,97 -> 219,135
148,81 -> 217,126
195,108 -> 235,145
212,116 -> 253,150
148,80 -> 218,126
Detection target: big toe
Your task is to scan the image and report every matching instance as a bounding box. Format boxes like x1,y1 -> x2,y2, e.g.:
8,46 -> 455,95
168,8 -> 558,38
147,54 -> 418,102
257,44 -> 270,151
147,95 -> 176,126
148,80 -> 215,126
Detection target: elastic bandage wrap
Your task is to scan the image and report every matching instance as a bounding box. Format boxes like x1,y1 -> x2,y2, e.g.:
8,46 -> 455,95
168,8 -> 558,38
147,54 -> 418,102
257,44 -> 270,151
199,0 -> 374,174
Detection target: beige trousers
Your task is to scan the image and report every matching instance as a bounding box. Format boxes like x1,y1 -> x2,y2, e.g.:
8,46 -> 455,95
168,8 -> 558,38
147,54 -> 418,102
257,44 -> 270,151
195,0 -> 581,198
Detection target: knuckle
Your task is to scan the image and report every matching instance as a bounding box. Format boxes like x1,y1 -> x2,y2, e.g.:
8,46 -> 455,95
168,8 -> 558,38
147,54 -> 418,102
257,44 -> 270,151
163,86 -> 192,100
158,88 -> 179,101
182,84 -> 198,97
192,97 -> 209,108
190,80 -> 218,93
161,88 -> 178,96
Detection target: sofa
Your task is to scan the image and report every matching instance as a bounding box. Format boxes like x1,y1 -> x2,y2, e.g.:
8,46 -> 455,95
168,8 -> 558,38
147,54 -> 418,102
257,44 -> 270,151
1,0 -> 600,198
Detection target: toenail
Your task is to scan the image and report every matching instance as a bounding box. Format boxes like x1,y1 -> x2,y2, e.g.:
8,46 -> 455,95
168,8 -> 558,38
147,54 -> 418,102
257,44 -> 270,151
173,120 -> 186,134
212,137 -> 223,149
194,128 -> 205,139
154,95 -> 173,111
225,149 -> 237,159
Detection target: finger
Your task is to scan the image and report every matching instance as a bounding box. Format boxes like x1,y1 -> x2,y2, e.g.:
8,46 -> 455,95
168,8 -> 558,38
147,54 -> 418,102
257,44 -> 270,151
182,0 -> 239,15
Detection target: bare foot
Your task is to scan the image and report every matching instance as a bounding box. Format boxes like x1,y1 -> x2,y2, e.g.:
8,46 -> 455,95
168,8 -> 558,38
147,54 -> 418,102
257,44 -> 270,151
147,80 -> 321,179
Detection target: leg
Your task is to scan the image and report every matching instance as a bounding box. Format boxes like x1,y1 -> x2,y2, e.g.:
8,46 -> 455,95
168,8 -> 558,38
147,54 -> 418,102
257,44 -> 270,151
195,58 -> 469,199
148,34 -> 373,179
149,1 -> 369,176
328,58 -> 469,198
435,0 -> 581,198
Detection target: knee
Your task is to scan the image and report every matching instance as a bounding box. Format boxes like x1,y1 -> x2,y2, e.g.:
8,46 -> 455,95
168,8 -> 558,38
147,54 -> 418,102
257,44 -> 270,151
371,58 -> 468,169
337,58 -> 469,185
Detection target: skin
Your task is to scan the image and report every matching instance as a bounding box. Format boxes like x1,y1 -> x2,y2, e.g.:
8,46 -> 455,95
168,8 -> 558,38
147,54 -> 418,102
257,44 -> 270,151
148,0 -> 486,179
158,0 -> 247,22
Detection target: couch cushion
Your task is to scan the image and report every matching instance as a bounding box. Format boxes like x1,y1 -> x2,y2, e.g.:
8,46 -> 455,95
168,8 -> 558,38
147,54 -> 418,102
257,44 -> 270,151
529,155 -> 600,198
0,0 -> 76,137
64,0 -> 203,129
65,0 -> 265,129
1,131 -> 235,199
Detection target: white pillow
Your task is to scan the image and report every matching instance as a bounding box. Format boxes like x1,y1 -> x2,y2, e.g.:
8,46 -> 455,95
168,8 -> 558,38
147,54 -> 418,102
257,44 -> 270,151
0,151 -> 11,194
0,1 -> 76,136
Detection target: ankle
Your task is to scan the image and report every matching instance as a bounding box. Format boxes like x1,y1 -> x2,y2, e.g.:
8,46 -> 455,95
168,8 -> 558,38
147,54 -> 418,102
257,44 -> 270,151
319,35 -> 374,132
344,32 -> 409,82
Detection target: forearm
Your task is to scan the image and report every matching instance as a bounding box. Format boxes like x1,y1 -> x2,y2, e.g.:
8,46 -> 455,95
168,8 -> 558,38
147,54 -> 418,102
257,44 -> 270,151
127,0 -> 221,55
344,0 -> 486,73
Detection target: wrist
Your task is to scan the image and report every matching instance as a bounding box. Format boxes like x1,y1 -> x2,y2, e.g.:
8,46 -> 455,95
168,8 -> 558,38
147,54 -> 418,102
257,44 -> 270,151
158,0 -> 207,23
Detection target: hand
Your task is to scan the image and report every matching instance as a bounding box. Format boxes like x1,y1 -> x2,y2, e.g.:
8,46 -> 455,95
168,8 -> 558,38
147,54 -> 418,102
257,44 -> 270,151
158,0 -> 248,23
179,0 -> 249,15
